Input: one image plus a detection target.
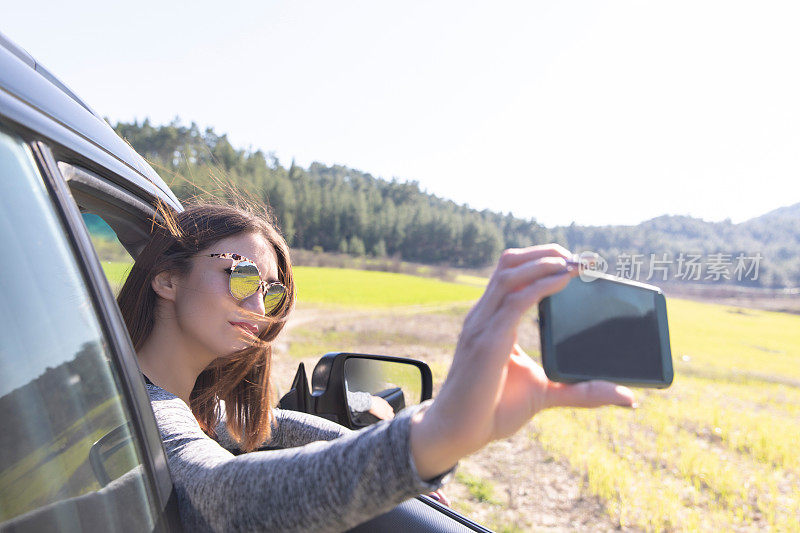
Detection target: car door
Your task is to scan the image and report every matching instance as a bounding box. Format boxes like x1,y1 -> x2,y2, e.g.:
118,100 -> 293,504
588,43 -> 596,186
0,124 -> 181,532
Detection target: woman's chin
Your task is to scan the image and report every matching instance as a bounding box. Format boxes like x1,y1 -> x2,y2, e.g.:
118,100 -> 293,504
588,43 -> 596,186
230,335 -> 258,352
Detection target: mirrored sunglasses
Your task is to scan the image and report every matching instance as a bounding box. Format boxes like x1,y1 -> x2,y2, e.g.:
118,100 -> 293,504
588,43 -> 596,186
206,253 -> 287,316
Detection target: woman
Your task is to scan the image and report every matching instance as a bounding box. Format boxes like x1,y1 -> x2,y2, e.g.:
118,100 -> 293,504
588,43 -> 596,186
117,201 -> 635,532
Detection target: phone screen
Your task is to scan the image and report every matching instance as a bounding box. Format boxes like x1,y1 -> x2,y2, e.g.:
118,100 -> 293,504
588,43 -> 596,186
539,273 -> 673,387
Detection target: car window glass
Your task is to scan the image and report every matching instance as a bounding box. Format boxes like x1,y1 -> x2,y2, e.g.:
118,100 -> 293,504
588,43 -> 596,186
82,213 -> 134,294
0,129 -> 157,531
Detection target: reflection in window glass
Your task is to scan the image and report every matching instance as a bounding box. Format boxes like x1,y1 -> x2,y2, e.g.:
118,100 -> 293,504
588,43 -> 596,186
0,130 -> 156,530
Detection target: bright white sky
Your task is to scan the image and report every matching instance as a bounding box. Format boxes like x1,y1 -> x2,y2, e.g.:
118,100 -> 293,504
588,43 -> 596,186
3,1 -> 799,226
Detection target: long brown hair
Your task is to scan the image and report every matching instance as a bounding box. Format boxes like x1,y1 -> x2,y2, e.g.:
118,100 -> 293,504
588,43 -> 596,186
117,200 -> 295,451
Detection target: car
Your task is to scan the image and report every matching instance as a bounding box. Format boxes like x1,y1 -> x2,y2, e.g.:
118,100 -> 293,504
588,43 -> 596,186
0,31 -> 493,532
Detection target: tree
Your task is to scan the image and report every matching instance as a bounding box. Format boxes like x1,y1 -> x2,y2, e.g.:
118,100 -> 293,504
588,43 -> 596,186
348,236 -> 366,257
372,239 -> 387,257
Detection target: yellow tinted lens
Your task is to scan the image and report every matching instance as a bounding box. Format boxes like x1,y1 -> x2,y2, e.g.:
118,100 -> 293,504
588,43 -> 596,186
230,262 -> 260,299
264,284 -> 286,314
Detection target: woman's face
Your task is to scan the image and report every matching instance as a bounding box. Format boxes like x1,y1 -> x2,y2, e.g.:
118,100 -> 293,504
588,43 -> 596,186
170,231 -> 280,359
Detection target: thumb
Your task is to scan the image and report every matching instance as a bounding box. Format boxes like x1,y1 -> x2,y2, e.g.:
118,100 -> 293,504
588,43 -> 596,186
544,380 -> 636,410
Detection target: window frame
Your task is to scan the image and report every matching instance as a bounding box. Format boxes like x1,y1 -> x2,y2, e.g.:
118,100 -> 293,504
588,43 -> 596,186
24,138 -> 182,532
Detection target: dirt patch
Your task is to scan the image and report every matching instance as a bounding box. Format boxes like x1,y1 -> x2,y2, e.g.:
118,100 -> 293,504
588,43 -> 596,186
448,429 -> 629,532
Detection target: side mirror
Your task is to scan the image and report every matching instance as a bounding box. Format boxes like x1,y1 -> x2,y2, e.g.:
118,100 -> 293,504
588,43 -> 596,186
278,352 -> 433,429
88,422 -> 134,487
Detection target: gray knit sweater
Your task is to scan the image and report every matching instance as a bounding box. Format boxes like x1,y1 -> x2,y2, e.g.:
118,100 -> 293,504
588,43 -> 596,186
146,383 -> 450,532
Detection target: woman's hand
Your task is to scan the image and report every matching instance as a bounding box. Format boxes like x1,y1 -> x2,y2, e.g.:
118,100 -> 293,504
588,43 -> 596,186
427,489 -> 451,507
409,244 -> 636,480
368,395 -> 396,420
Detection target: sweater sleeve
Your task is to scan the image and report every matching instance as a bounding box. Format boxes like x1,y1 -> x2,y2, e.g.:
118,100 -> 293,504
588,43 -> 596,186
214,405 -> 349,452
146,384 -> 450,533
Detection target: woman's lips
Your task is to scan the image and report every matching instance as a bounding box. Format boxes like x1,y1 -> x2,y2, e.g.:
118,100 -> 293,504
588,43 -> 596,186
229,321 -> 259,336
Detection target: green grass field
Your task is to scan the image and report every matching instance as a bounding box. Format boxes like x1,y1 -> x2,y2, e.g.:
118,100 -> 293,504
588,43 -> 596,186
293,266 -> 484,307
101,261 -> 133,294
529,299 -> 800,531
283,267 -> 800,530
100,262 -> 484,307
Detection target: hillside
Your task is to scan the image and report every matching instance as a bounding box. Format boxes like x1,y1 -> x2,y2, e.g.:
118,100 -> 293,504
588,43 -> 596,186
111,119 -> 799,288
551,207 -> 800,288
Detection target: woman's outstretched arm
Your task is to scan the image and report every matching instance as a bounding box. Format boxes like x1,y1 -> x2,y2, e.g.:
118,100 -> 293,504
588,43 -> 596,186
148,384 -> 446,533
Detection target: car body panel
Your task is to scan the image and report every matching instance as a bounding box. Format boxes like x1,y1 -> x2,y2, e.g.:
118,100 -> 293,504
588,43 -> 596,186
0,34 -> 181,212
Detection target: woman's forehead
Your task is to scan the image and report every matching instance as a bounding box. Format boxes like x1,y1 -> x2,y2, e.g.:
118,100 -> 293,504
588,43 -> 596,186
207,233 -> 279,277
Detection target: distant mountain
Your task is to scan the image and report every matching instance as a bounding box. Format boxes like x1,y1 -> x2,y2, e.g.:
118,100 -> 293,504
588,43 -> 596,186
551,205 -> 799,288
744,202 -> 800,224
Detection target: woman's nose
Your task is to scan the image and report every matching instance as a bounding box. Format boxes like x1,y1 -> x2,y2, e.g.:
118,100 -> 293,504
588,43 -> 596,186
241,290 -> 266,316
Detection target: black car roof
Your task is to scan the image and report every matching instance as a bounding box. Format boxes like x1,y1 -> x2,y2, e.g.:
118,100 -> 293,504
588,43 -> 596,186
0,31 -> 181,211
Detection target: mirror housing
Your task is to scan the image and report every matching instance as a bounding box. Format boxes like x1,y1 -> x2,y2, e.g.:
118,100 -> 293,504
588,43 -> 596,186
278,352 -> 433,429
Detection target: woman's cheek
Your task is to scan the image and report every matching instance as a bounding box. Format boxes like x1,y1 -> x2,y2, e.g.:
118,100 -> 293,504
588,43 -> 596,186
178,282 -> 229,355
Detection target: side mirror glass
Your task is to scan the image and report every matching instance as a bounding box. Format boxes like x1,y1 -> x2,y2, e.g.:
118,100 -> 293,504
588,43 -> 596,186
278,352 -> 433,430
343,357 -> 423,427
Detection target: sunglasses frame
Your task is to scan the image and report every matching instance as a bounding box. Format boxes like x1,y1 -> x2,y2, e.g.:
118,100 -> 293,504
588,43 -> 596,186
205,253 -> 287,315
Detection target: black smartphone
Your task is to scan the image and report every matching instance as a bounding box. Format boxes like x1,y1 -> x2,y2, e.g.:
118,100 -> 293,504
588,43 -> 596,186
538,271 -> 674,388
